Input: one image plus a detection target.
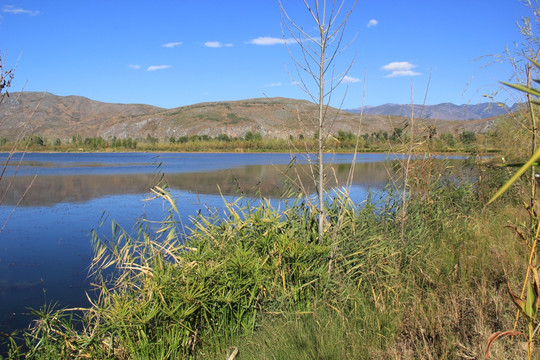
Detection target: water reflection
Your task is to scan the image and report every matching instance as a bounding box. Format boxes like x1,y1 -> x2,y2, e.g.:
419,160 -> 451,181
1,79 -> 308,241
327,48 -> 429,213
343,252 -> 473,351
0,162 -> 392,206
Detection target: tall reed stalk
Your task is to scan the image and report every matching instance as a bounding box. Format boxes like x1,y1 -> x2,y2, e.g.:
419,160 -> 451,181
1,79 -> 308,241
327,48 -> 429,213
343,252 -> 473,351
486,54 -> 540,359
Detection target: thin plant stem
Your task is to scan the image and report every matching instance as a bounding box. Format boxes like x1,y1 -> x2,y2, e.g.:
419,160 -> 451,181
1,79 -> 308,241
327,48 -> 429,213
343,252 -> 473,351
526,48 -> 540,231
514,216 -> 540,330
400,81 -> 415,242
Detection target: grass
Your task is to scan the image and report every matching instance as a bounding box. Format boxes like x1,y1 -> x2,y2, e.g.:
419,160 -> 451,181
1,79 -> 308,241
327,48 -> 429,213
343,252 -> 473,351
1,160 -> 533,359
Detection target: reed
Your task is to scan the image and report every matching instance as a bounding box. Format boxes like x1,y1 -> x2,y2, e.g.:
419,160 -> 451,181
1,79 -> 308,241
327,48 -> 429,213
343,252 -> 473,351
484,53 -> 540,359
3,164 -> 527,359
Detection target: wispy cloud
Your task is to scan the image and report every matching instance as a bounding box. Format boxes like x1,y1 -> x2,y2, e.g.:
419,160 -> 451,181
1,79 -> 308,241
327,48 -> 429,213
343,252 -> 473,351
265,82 -> 282,88
147,65 -> 171,71
204,41 -> 233,48
385,70 -> 421,77
162,42 -> 182,48
381,62 -> 421,77
342,75 -> 360,84
367,19 -> 378,28
2,5 -> 39,16
248,36 -> 295,45
128,64 -> 141,70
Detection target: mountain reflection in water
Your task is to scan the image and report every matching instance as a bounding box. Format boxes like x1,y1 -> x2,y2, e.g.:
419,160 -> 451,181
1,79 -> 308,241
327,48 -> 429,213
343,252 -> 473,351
0,162 -> 392,206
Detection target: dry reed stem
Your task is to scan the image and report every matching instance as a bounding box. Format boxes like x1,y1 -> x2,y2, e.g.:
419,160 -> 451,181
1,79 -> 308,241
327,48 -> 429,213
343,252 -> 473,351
226,346 -> 239,360
513,217 -> 540,330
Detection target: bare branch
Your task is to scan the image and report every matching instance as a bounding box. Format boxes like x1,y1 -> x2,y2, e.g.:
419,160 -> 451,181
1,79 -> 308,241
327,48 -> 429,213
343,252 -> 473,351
280,1 -> 321,46
281,0 -> 356,244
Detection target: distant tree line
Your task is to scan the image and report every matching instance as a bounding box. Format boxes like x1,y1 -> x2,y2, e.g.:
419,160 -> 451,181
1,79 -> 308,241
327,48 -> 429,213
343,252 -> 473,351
69,135 -> 138,149
168,131 -> 263,144
0,128 -> 488,153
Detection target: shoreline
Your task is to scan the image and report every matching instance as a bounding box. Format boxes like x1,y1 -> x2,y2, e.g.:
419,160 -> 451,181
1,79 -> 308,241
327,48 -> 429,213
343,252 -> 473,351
0,148 -> 492,157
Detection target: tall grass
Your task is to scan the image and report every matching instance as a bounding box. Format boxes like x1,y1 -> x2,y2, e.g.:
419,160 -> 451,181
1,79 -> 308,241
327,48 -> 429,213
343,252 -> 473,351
4,189 -> 335,358
2,162 -> 530,359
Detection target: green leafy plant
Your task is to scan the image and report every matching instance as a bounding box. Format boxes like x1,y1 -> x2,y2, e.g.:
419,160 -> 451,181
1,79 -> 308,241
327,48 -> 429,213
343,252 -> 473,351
486,55 -> 540,359
488,57 -> 540,205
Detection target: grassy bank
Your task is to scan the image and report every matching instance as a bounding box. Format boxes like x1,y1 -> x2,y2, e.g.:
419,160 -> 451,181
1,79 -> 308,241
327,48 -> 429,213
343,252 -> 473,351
0,158 -> 531,359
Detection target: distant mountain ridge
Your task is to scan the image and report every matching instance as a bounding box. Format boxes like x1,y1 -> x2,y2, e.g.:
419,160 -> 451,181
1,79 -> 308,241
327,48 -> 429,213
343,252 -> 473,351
0,92 -> 502,141
347,102 -> 519,120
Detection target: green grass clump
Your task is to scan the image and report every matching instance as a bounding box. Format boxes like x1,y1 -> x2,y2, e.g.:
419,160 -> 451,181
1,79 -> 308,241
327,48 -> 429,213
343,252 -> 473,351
4,194 -> 336,358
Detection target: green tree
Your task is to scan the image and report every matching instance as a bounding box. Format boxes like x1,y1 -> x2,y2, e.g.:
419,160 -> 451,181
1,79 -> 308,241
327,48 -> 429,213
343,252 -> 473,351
441,133 -> 455,147
390,127 -> 403,141
31,135 -> 44,146
427,125 -> 437,140
217,134 -> 230,142
459,131 -> 476,145
245,131 -> 262,142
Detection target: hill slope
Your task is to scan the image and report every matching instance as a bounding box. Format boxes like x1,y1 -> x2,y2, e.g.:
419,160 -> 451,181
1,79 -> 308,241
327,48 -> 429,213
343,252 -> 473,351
0,92 -> 164,139
0,92 -> 499,141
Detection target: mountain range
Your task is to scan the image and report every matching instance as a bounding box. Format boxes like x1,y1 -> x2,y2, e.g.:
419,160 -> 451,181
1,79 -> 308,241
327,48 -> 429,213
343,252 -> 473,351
347,102 -> 519,120
0,92 -> 506,141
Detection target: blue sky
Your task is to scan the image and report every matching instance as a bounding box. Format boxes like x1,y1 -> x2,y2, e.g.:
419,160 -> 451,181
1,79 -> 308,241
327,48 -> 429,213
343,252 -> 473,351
0,1 -> 532,109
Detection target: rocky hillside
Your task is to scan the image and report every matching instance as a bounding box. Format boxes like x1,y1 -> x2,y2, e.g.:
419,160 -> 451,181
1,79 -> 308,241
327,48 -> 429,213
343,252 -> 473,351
0,92 -> 163,140
0,92 -> 500,141
347,102 -> 519,120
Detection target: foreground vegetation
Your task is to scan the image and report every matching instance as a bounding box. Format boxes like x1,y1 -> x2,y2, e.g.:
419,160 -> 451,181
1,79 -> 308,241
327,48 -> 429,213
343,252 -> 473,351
0,157 -> 532,359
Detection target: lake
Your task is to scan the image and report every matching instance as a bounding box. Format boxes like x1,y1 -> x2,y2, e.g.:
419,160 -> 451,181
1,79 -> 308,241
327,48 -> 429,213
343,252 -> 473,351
0,152 -> 428,335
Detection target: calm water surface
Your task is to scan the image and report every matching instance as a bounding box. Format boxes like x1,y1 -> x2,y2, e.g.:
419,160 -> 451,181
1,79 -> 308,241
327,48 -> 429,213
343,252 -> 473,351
0,152 -> 414,334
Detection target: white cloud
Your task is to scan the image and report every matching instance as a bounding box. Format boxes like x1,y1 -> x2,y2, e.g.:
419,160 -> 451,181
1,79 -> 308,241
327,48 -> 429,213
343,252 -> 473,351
2,5 -> 38,16
265,82 -> 282,88
248,36 -> 295,45
385,70 -> 421,78
381,62 -> 415,71
128,64 -> 141,70
342,75 -> 360,84
367,19 -> 378,28
204,41 -> 233,48
147,65 -> 171,71
381,61 -> 421,77
162,42 -> 182,48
